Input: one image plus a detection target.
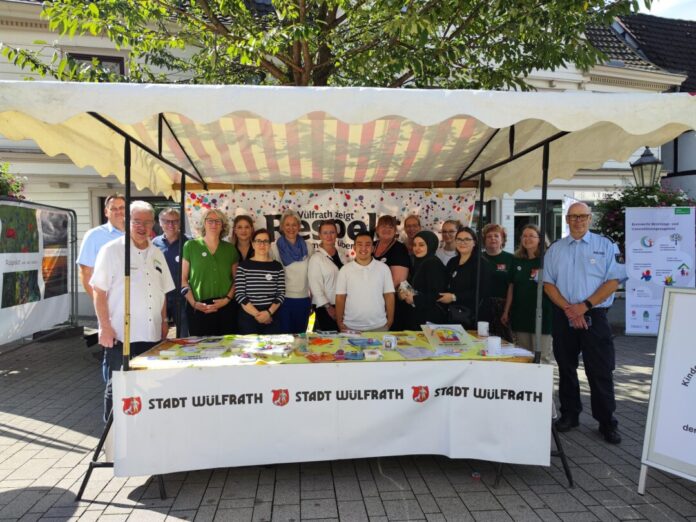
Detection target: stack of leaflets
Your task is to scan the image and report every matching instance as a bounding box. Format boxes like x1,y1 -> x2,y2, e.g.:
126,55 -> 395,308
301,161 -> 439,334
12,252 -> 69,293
421,324 -> 478,349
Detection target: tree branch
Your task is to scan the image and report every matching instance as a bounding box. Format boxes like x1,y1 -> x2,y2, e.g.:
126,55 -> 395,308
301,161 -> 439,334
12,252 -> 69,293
193,0 -> 230,35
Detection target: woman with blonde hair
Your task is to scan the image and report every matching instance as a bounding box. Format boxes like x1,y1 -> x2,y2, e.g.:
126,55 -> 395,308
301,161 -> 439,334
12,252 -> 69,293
271,209 -> 311,333
501,224 -> 553,363
181,208 -> 239,335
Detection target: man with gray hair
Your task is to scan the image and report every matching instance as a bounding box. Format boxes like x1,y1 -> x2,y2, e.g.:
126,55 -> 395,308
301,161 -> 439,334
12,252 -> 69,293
91,200 -> 174,422
153,207 -> 189,335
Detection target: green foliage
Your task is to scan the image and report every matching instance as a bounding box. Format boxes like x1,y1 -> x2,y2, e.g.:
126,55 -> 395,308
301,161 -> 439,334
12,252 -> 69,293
0,163 -> 26,200
595,185 -> 696,253
0,0 -> 643,87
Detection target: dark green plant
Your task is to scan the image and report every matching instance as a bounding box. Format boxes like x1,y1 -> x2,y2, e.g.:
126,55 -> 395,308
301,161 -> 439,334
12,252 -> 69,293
595,185 -> 696,253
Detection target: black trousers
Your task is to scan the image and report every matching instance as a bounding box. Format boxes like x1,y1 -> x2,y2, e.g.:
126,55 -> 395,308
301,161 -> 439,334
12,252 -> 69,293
314,306 -> 338,332
237,306 -> 282,335
104,341 -> 156,423
552,306 -> 617,428
185,298 -> 236,336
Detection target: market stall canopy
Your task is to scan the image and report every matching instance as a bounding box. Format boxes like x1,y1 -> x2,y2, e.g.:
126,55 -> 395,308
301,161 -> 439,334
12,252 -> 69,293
1,81 -> 695,199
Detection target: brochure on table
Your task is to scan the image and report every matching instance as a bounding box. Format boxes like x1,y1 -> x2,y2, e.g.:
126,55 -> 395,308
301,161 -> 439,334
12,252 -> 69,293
130,326 -> 533,370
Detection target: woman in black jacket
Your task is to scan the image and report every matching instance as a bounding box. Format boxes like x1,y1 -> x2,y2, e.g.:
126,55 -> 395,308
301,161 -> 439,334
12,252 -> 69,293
436,226 -> 494,330
399,231 -> 447,329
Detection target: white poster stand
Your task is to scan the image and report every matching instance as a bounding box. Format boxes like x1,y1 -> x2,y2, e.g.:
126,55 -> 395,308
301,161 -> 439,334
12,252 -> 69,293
625,207 -> 695,336
639,287 -> 696,494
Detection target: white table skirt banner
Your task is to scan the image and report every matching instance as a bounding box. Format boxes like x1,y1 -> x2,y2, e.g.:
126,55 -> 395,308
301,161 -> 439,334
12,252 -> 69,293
113,360 -> 553,477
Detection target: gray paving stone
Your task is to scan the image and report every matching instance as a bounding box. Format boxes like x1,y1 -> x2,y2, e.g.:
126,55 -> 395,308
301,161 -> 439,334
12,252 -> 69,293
166,509 -> 198,520
585,505 -> 619,522
496,494 -> 539,521
425,514 -> 447,522
172,483 -> 207,511
337,500 -> 369,522
363,497 -> 386,517
300,498 -> 338,519
471,511 -> 513,521
556,512 -> 600,521
459,492 -> 503,512
416,493 -> 441,514
382,498 -> 425,520
435,496 -> 474,521
334,476 -> 363,501
272,479 -> 300,505
380,490 -> 416,501
127,508 -> 169,521
213,507 -> 254,522
537,493 -> 591,513
359,480 -> 379,498
270,503 -> 299,522
0,489 -> 48,519
534,508 -> 562,522
251,501 -> 272,522
219,499 -> 255,509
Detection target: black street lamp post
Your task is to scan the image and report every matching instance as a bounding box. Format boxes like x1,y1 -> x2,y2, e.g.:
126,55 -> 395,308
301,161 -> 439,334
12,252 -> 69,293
630,147 -> 663,188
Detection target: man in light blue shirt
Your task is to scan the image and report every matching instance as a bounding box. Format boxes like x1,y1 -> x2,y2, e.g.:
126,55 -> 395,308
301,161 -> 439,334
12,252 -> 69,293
544,202 -> 626,444
76,194 -> 126,301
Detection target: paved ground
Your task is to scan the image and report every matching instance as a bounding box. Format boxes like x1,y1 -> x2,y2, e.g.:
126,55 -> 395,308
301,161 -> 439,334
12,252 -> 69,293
1,325 -> 695,521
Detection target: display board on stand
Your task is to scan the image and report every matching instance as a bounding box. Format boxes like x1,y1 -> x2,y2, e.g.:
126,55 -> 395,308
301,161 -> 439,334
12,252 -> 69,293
639,287 -> 696,494
0,199 -> 73,344
625,207 -> 695,336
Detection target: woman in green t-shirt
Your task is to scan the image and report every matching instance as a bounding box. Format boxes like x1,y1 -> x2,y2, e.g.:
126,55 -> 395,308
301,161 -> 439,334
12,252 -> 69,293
501,224 -> 553,363
182,208 -> 239,336
482,223 -> 514,341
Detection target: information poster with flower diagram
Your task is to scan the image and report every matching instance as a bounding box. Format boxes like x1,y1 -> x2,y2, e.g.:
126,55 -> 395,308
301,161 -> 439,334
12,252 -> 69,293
0,199 -> 72,345
625,207 -> 696,335
185,189 -> 476,258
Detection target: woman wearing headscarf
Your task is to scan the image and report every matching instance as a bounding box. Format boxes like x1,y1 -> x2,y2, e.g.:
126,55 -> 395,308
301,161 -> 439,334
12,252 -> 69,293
271,210 -> 311,334
308,220 -> 344,332
437,226 -> 495,330
181,208 -> 239,336
399,231 -> 447,330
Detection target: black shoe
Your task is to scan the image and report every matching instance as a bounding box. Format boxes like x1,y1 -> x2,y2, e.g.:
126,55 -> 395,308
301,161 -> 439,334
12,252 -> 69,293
555,416 -> 579,432
599,425 -> 621,444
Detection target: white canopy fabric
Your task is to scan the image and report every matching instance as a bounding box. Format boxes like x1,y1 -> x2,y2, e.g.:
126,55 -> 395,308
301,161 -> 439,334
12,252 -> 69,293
1,80 -> 695,198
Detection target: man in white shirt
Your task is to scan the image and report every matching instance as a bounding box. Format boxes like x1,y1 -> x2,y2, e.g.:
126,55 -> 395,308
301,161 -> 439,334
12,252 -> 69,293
335,232 -> 395,332
91,200 -> 174,422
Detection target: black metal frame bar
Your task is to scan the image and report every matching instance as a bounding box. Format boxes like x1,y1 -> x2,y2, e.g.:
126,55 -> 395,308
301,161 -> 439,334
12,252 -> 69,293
161,114 -> 206,185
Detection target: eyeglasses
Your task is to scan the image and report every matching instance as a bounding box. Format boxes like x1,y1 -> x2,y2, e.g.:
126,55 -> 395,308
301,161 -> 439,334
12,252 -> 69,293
455,237 -> 474,244
521,234 -> 539,240
567,214 -> 591,222
160,219 -> 179,225
205,218 -> 223,225
253,239 -> 271,245
442,230 -> 457,235
132,220 -> 154,227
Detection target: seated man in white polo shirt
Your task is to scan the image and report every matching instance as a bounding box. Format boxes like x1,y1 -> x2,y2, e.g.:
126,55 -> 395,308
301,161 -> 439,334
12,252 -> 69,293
335,231 -> 395,332
91,200 -> 174,422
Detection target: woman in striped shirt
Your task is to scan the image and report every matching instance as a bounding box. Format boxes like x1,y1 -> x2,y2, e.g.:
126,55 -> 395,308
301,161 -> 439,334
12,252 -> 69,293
235,229 -> 286,334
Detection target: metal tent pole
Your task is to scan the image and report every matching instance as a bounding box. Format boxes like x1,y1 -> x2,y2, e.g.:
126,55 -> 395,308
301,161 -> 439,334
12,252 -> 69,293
176,172 -> 186,338
123,138 -> 132,370
534,143 -> 550,364
475,172 -> 486,321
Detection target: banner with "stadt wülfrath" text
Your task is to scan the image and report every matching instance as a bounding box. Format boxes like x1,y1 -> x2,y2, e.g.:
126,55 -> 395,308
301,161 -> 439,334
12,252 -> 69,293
113,361 -> 552,476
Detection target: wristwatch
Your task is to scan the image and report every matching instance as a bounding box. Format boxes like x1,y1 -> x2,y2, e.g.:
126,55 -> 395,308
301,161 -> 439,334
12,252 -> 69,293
452,294 -> 457,302
583,299 -> 593,310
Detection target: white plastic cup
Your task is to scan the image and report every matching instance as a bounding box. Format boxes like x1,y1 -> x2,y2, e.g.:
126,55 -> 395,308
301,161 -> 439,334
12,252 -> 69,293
477,321 -> 489,337
487,336 -> 502,355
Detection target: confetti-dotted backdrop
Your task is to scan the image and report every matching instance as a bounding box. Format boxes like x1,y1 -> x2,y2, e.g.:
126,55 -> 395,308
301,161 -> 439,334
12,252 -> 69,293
185,189 -> 476,257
